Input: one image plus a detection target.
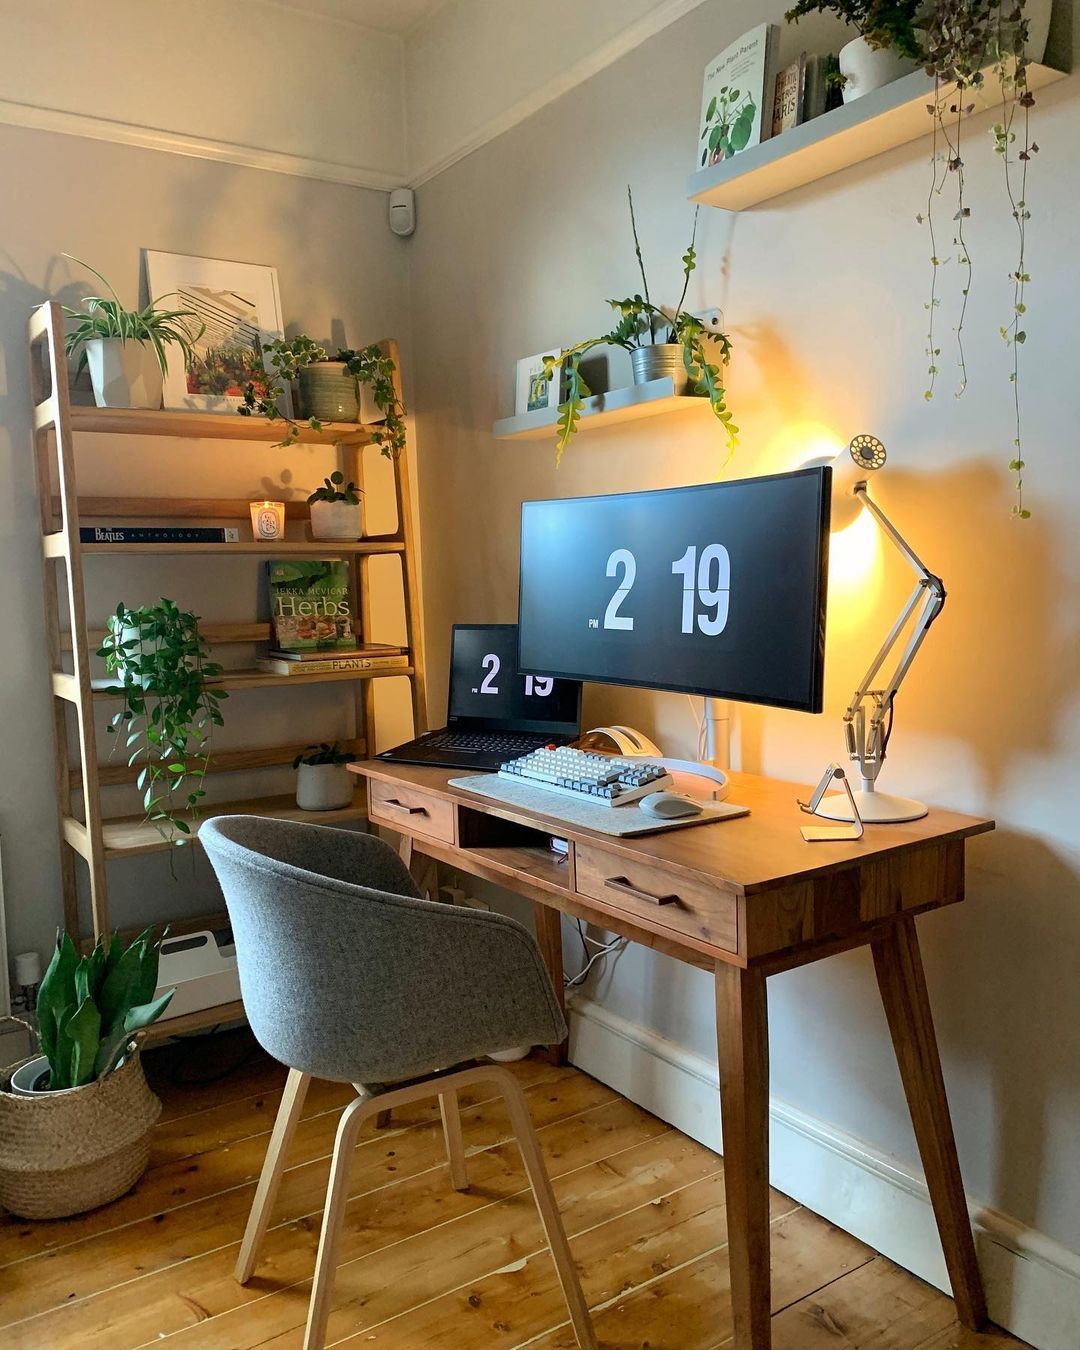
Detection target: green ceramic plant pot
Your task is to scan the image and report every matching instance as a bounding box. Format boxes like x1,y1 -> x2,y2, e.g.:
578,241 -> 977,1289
298,362 -> 360,422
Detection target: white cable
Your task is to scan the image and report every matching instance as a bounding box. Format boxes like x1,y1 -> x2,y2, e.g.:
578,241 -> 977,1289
564,918 -> 625,989
686,694 -> 707,761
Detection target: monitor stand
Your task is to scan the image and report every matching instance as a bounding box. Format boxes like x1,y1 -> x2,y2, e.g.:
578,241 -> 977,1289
815,778 -> 928,824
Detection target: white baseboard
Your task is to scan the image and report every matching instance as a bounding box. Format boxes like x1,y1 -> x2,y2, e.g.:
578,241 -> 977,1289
568,995 -> 1080,1350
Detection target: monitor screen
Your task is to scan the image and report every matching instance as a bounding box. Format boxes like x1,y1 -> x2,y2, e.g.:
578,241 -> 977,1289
517,467 -> 830,713
448,624 -> 582,732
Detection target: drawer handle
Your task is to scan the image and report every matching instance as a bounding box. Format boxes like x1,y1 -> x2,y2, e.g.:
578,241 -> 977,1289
382,798 -> 429,816
604,875 -> 679,907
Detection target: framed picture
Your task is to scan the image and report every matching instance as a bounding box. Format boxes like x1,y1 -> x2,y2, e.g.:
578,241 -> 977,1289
142,250 -> 290,415
515,351 -> 564,416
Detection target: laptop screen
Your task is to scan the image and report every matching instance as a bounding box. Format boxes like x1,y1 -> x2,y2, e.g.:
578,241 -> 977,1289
448,624 -> 581,734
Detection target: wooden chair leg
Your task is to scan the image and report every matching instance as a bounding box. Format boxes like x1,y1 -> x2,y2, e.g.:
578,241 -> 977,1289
236,1068 -> 310,1284
872,918 -> 987,1330
439,1089 -> 470,1191
304,1091 -> 372,1350
490,1066 -> 597,1350
715,961 -> 772,1350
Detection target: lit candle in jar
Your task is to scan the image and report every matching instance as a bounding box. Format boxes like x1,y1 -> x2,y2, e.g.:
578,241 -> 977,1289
250,500 -> 286,541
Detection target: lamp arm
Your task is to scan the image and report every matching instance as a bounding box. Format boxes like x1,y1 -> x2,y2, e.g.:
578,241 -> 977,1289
842,485 -> 946,786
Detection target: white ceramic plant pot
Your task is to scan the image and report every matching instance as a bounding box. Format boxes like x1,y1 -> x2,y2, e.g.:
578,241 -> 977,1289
9,1051 -> 129,1096
113,624 -> 155,689
309,500 -> 364,541
296,763 -> 353,812
839,35 -> 917,102
85,338 -> 163,409
8,1055 -> 52,1097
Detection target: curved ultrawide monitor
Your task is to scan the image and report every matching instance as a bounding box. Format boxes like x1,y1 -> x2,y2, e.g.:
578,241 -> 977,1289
517,466 -> 831,714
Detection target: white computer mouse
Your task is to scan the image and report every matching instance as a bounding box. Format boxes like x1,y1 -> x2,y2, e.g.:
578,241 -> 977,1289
638,791 -> 703,820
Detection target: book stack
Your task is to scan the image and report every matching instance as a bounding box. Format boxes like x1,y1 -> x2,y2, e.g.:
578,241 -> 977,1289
257,644 -> 409,676
260,559 -> 408,675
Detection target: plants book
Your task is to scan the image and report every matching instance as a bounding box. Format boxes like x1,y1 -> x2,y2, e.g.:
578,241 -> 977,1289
265,559 -> 356,651
698,22 -> 780,167
256,654 -> 409,675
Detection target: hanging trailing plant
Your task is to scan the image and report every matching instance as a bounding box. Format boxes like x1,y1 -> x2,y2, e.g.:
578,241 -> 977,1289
99,600 -> 226,847
916,0 -> 1037,516
543,188 -> 736,465
240,337 -> 406,457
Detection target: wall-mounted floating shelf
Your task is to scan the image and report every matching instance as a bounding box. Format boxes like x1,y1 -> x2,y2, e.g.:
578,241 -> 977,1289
687,56 -> 1069,212
493,376 -> 715,441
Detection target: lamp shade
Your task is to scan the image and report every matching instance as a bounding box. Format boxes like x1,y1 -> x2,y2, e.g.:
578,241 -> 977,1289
817,434 -> 886,530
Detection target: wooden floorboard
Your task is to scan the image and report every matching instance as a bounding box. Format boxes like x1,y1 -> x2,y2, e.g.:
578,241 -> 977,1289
0,1030 -> 1028,1350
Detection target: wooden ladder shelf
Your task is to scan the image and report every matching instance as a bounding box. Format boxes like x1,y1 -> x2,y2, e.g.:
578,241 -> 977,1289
28,301 -> 427,1035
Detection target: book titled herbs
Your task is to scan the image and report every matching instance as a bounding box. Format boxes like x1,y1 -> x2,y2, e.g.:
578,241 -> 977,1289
698,23 -> 779,167
266,559 -> 356,652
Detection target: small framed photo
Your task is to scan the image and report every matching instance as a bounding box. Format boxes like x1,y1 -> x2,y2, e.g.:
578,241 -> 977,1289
143,250 -> 291,416
515,351 -> 565,416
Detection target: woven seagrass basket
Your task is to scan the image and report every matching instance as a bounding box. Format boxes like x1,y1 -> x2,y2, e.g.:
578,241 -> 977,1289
0,1049 -> 162,1219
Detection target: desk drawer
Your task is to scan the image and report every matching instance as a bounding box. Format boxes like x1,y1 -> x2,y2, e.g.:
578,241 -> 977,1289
368,779 -> 455,844
575,844 -> 738,954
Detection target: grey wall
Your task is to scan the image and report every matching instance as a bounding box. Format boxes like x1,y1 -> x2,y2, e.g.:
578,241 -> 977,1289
0,123 -> 412,961
406,1 -> 1080,1256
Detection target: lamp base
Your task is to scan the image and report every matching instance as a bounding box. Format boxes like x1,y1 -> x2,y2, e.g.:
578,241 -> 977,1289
816,788 -> 928,824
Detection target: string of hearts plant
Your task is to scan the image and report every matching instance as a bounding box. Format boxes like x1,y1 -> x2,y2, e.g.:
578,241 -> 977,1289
917,0 -> 1037,517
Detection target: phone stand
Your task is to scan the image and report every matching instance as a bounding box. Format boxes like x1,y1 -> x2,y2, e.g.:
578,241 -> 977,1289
798,765 -> 865,842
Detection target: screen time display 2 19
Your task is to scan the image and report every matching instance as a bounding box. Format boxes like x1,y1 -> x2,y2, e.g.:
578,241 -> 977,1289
517,468 -> 830,713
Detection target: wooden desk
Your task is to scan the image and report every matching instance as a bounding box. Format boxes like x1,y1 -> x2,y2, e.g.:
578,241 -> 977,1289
349,760 -> 993,1349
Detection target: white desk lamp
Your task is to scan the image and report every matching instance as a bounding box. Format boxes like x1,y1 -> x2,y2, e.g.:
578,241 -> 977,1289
814,434 -> 946,824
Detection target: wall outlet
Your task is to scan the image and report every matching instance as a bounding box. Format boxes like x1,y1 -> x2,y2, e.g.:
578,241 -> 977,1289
690,307 -> 725,334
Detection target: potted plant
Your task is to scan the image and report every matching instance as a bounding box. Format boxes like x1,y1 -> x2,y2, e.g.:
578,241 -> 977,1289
0,928 -> 174,1219
293,742 -> 354,811
785,0 -> 922,100
308,471 -> 364,541
544,188 -> 737,465
62,255 -> 203,410
99,600 -> 227,846
240,336 -> 407,456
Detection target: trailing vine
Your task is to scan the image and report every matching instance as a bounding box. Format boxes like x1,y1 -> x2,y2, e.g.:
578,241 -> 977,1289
919,0 -> 1036,515
240,336 -> 407,457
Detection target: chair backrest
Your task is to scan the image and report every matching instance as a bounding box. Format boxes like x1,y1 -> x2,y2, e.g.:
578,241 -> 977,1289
201,816 -> 566,1084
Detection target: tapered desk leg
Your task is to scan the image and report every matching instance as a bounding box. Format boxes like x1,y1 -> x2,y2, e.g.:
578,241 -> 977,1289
715,962 -> 772,1349
872,917 -> 987,1330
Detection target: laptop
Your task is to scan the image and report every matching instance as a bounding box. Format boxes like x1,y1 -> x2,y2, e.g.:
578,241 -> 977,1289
378,624 -> 582,770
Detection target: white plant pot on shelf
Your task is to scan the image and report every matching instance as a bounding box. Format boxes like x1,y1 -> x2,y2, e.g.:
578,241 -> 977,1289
839,35 -> 917,101
309,500 -> 364,541
296,763 -> 353,812
84,338 -> 163,409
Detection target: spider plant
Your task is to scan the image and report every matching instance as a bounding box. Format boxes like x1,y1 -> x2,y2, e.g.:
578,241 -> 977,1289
61,255 -> 203,377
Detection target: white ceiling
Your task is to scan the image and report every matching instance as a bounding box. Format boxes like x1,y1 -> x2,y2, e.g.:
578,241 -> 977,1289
269,0 -> 447,36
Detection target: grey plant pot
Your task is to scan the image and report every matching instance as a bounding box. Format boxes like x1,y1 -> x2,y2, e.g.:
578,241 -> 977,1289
296,763 -> 353,811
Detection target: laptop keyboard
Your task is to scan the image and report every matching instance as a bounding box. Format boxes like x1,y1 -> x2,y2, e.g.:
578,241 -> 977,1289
423,731 -> 549,754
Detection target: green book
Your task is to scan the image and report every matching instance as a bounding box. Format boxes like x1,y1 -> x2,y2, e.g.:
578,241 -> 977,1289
265,559 -> 357,652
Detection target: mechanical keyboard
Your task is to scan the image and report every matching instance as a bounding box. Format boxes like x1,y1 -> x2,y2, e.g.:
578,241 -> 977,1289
499,746 -> 674,807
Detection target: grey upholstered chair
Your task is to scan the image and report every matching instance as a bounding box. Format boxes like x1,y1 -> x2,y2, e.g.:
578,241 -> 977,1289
201,815 -> 596,1350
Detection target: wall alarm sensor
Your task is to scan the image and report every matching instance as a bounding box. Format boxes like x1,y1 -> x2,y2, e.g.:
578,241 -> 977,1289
389,188 -> 415,237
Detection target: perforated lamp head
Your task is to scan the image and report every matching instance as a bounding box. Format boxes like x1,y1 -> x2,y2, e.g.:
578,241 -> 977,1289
830,434 -> 886,529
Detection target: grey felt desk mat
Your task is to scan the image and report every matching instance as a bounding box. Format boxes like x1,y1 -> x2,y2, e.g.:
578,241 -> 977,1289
448,774 -> 749,837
